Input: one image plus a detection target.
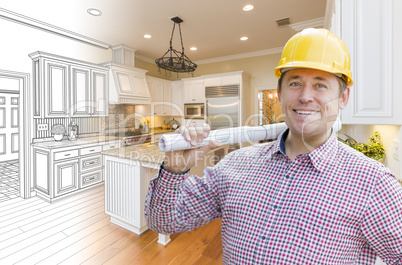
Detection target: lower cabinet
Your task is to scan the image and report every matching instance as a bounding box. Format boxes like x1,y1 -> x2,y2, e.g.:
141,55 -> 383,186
54,159 -> 79,197
33,141 -> 116,203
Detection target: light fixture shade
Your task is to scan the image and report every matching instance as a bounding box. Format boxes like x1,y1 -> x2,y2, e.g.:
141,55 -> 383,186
155,16 -> 197,75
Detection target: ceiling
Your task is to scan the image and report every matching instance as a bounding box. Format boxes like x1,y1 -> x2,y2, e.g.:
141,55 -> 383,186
0,0 -> 327,64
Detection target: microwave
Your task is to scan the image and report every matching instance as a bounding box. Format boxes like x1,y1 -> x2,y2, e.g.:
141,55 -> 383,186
184,103 -> 204,119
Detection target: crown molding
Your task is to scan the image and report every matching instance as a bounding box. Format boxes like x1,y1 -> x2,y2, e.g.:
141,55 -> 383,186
324,0 -> 335,29
136,47 -> 283,65
0,8 -> 110,49
135,53 -> 155,64
290,17 -> 325,31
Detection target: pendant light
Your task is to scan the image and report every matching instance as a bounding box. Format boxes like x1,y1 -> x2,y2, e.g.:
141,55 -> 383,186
155,16 -> 197,76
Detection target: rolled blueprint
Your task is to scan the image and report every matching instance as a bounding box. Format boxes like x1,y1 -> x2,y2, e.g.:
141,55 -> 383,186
159,118 -> 342,152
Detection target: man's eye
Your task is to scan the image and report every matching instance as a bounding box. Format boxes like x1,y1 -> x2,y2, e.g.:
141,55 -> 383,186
289,82 -> 300,87
316,84 -> 327,89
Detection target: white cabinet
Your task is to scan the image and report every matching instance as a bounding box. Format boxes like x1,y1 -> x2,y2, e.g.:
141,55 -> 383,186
183,79 -> 205,103
329,0 -> 402,125
43,59 -> 69,117
29,51 -> 109,118
54,159 -> 79,197
148,77 -> 172,116
171,81 -> 184,116
71,66 -> 109,117
204,74 -> 240,87
91,69 -> 109,116
33,141 -> 108,202
104,155 -> 159,234
71,65 -> 91,117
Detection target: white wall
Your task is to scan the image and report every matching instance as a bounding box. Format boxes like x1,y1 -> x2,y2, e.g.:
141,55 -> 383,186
0,18 -> 111,74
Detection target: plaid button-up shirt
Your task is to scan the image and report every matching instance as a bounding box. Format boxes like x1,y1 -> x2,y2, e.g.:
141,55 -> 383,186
145,130 -> 402,264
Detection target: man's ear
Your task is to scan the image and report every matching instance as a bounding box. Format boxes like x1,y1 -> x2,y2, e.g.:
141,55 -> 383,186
277,85 -> 281,103
339,86 -> 350,110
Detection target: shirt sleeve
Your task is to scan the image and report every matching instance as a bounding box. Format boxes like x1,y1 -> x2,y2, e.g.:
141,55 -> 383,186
361,171 -> 402,264
144,162 -> 224,235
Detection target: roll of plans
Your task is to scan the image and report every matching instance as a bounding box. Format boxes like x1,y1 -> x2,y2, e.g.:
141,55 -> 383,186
158,118 -> 341,152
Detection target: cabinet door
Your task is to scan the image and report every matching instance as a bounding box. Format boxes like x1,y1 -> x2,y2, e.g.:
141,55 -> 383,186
337,0 -> 402,124
54,159 -> 79,197
184,81 -> 205,103
149,80 -> 164,115
194,81 -> 205,102
92,70 -> 108,116
163,82 -> 172,116
44,59 -> 69,117
71,65 -> 91,117
171,83 -> 184,116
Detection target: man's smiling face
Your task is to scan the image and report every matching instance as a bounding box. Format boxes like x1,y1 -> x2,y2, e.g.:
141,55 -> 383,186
278,68 -> 349,141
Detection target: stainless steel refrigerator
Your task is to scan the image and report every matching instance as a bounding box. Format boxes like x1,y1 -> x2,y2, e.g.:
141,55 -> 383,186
205,85 -> 239,130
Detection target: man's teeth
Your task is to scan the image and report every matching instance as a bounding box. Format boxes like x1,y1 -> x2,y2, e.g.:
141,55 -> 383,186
296,110 -> 318,115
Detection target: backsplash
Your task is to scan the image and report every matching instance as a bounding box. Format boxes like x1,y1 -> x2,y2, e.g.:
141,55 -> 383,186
103,104 -> 136,132
34,117 -> 102,139
33,104 -> 137,139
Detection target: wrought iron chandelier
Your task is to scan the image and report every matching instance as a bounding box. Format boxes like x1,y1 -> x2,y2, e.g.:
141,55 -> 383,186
155,16 -> 197,76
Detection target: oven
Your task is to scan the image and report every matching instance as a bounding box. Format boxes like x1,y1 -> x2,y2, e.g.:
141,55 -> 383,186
184,103 -> 204,119
107,130 -> 152,147
123,134 -> 152,146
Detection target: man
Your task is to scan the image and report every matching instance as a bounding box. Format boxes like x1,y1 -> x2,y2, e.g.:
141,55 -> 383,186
145,28 -> 402,264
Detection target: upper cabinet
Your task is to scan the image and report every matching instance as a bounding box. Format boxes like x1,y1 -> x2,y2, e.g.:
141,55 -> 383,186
171,81 -> 184,116
43,59 -> 69,117
29,51 -> 109,118
91,69 -> 109,116
183,78 -> 205,103
328,0 -> 402,125
147,76 -> 172,116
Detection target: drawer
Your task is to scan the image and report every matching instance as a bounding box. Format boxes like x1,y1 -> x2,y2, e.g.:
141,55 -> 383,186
80,145 -> 102,156
80,169 -> 103,188
80,154 -> 102,172
103,141 -> 120,151
54,149 -> 79,161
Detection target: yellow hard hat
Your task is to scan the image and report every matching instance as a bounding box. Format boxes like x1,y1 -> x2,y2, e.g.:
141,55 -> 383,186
275,28 -> 353,86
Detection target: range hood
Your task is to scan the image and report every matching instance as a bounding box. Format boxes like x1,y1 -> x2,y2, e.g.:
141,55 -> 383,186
103,45 -> 151,105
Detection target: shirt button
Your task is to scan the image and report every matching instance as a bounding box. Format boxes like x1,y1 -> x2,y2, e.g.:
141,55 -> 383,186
285,175 -> 290,179
261,236 -> 266,240
273,205 -> 278,209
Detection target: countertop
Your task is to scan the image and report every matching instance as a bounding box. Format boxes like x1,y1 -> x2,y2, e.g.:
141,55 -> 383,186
31,129 -> 174,150
102,142 -> 164,165
31,135 -> 121,149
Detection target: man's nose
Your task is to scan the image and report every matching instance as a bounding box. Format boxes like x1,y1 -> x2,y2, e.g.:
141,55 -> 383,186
298,86 -> 314,103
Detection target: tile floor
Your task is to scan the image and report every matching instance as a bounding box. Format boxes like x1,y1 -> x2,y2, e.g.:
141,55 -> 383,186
0,160 -> 19,202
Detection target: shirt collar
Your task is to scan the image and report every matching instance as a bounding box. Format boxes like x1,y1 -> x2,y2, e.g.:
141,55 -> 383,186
272,128 -> 339,172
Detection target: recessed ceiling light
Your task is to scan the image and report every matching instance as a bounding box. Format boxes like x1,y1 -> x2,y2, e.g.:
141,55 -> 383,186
243,5 -> 254,11
144,34 -> 152,39
87,8 -> 102,16
240,36 -> 248,41
190,47 -> 197,51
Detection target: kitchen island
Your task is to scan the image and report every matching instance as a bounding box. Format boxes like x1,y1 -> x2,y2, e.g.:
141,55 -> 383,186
102,138 -> 225,245
102,142 -> 172,244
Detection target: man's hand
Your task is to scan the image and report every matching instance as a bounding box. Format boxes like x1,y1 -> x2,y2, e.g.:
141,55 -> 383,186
163,123 -> 221,174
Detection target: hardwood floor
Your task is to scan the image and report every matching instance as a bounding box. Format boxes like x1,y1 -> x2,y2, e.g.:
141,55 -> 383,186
0,185 -> 222,264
